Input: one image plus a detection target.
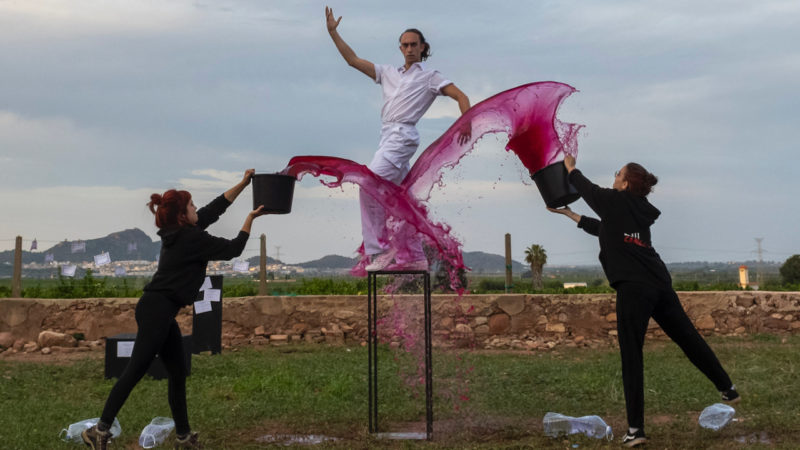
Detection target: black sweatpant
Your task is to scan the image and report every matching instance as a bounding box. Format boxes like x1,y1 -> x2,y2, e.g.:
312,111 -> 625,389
615,281 -> 733,429
100,292 -> 191,435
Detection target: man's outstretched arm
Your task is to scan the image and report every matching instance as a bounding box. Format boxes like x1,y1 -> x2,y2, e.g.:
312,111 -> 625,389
441,83 -> 470,115
442,83 -> 472,144
325,6 -> 376,80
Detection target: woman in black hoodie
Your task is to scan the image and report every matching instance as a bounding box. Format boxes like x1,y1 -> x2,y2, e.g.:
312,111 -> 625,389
82,169 -> 264,450
548,155 -> 739,448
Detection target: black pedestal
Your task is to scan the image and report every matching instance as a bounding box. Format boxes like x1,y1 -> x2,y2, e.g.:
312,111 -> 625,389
192,275 -> 223,354
367,270 -> 432,440
104,333 -> 192,380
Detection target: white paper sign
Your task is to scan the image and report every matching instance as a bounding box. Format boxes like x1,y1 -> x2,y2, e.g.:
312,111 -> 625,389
204,288 -> 221,302
199,277 -> 212,292
44,253 -> 54,263
233,260 -> 250,273
61,265 -> 77,277
71,241 -> 86,253
114,266 -> 127,277
94,252 -> 111,266
117,341 -> 134,358
194,299 -> 212,314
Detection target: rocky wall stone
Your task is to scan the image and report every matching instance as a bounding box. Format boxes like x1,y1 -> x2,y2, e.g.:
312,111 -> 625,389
1,291 -> 799,353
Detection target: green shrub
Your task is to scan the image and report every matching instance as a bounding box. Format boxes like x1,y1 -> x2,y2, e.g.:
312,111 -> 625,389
223,281 -> 259,297
780,255 -> 800,284
474,278 -> 506,292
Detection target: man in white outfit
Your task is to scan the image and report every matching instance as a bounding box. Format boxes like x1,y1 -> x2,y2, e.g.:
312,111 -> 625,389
325,6 -> 471,271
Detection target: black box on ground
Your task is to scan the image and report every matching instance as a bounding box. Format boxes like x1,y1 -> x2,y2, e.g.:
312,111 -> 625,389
192,275 -> 223,354
104,333 -> 192,380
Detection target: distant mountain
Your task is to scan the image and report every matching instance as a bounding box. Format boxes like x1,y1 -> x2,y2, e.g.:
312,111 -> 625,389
462,251 -> 526,273
297,254 -> 359,269
245,255 -> 283,266
286,251 -> 524,272
0,228 -> 160,264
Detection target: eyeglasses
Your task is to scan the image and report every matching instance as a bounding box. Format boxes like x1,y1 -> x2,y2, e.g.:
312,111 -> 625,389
614,170 -> 620,177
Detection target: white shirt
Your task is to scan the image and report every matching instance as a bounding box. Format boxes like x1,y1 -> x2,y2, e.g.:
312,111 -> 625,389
373,62 -> 452,166
374,62 -> 451,125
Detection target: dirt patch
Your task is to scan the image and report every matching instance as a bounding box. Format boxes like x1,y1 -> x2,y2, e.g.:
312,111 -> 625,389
650,414 -> 676,425
236,420 -> 364,448
231,416 -> 631,448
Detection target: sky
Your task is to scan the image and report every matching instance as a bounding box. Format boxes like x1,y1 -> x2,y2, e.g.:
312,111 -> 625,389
1,0 -> 798,266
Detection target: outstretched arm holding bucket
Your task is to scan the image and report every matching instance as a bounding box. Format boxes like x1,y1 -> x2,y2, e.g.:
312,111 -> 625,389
195,169 -> 264,234
224,169 -> 265,234
224,169 -> 255,202
547,205 -> 600,237
547,205 -> 581,223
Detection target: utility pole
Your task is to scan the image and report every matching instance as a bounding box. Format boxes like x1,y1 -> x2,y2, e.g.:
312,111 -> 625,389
274,245 -> 282,263
504,233 -> 513,293
11,236 -> 22,297
259,234 -> 268,295
755,237 -> 764,287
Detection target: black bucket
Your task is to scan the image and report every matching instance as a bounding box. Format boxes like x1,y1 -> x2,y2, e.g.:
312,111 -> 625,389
252,173 -> 296,214
531,161 -> 580,208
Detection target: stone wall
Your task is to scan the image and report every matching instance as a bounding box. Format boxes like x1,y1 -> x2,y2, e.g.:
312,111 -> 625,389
1,292 -> 799,354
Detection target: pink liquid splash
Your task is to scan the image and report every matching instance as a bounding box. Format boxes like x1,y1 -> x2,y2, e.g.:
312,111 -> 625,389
283,82 -> 581,414
377,297 -> 426,388
284,81 -> 581,286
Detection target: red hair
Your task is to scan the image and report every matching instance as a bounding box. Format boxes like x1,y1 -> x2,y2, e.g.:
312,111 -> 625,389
624,163 -> 658,197
148,189 -> 192,229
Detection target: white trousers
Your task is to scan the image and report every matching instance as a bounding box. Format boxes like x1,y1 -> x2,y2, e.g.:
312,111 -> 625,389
359,147 -> 425,263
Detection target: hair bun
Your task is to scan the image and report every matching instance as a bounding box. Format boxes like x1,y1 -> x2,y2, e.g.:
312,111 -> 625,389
150,193 -> 162,206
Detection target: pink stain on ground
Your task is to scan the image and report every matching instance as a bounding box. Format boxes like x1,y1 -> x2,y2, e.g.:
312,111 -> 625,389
284,81 -> 581,284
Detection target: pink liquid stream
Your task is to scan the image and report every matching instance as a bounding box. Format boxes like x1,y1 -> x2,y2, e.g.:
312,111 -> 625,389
283,81 -> 581,286
283,81 -> 581,410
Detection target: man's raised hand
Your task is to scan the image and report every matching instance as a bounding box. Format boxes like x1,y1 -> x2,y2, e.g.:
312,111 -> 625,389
325,6 -> 341,33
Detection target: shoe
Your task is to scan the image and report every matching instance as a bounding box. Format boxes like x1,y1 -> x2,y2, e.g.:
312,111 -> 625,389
396,259 -> 429,271
722,385 -> 741,404
621,429 -> 648,447
365,249 -> 397,272
175,431 -> 203,449
81,425 -> 112,450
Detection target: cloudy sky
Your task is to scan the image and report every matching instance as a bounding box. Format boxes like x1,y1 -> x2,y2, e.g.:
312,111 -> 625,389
1,0 -> 798,266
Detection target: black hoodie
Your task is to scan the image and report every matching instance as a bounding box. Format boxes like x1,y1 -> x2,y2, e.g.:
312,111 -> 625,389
144,194 -> 248,305
568,169 -> 672,290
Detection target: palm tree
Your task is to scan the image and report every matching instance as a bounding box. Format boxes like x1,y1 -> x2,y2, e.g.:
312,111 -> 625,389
524,244 -> 547,290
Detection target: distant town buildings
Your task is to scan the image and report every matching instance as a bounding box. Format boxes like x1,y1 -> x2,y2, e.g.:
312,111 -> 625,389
21,259 -> 311,278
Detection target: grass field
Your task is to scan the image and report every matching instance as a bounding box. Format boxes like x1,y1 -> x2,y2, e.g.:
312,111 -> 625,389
1,334 -> 798,449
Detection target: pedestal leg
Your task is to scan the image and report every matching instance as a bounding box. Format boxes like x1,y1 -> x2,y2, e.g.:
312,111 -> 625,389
366,270 -> 432,440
